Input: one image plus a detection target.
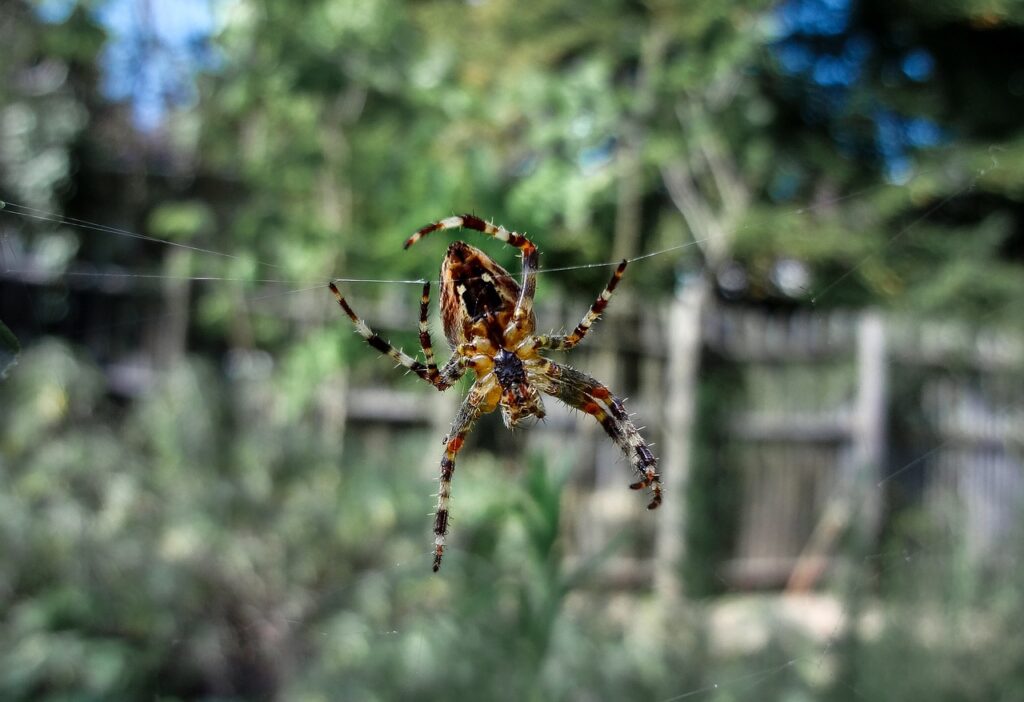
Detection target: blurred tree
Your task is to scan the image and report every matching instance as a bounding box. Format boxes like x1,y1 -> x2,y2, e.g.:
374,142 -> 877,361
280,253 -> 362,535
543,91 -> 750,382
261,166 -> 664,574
0,1 -> 96,213
0,2 -> 96,363
748,0 -> 1024,316
190,0 -> 486,346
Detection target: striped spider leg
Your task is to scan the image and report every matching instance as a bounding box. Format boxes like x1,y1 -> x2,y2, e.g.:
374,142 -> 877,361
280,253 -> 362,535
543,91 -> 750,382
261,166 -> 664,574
536,359 -> 662,509
330,276 -> 487,572
524,259 -> 662,508
328,279 -> 467,390
433,386 -> 488,571
536,259 -> 628,351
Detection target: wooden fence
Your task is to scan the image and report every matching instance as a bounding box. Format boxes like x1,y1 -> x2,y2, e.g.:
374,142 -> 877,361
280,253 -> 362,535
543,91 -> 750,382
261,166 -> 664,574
333,288 -> 1024,593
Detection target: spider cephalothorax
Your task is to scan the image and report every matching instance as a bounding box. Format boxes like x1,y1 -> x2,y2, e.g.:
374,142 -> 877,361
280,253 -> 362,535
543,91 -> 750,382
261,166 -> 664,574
329,215 -> 662,571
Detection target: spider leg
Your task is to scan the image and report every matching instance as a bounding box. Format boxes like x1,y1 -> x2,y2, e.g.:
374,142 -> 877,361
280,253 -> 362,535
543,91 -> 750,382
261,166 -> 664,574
536,260 -> 627,351
413,281 -> 473,389
539,359 -> 662,509
329,281 -> 440,385
432,387 -> 486,572
330,281 -> 470,390
403,214 -> 538,338
405,214 -> 535,253
418,280 -> 440,378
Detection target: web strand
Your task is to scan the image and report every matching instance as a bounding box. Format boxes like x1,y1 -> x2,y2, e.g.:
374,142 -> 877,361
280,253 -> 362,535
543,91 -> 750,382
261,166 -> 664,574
0,200 -> 286,270
1,199 -> 709,289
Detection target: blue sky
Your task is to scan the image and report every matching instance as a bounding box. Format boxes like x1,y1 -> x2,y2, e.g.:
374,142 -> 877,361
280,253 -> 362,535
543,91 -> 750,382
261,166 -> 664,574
37,0 -> 219,131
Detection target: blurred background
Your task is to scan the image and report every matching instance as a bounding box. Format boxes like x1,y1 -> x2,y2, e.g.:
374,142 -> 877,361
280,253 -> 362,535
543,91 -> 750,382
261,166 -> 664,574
2,0 -> 1024,699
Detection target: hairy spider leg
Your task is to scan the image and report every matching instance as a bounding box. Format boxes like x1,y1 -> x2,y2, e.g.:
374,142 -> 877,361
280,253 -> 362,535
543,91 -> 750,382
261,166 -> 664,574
536,259 -> 628,351
328,281 -> 467,390
404,214 -> 539,341
433,392 -> 486,571
417,280 -> 473,388
541,360 -> 663,510
418,280 -> 439,377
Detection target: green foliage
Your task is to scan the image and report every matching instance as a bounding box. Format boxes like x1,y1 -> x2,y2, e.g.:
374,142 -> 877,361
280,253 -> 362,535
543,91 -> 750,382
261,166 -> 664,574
147,201 -> 215,242
0,341 -> 709,700
0,3 -> 93,213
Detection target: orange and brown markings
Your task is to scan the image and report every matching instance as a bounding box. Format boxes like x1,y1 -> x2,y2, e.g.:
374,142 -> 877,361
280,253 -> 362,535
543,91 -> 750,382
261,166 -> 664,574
445,435 -> 465,453
589,384 -> 628,420
439,241 -> 525,348
579,399 -> 626,445
550,361 -> 661,510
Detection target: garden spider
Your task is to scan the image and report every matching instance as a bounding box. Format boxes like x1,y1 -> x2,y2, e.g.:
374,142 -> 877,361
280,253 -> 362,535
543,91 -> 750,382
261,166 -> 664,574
329,215 -> 662,571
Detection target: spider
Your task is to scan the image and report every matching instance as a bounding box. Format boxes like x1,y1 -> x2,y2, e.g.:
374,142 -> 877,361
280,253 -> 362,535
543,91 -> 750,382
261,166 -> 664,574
329,215 -> 662,571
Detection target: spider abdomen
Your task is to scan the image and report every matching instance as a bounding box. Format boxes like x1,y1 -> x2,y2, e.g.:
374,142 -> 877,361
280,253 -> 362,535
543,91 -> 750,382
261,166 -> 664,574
440,241 -> 534,348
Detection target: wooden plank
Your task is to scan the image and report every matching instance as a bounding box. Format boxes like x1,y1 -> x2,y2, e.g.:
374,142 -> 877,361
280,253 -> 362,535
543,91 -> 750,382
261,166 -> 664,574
656,281 -> 707,599
720,556 -> 835,590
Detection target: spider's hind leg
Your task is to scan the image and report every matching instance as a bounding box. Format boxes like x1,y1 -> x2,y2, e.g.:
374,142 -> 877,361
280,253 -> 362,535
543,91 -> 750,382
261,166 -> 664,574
542,360 -> 662,509
432,391 -> 485,572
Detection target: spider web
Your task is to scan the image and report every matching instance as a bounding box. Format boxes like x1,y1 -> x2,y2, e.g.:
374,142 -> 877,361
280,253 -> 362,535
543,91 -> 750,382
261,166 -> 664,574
0,155 -> 1021,701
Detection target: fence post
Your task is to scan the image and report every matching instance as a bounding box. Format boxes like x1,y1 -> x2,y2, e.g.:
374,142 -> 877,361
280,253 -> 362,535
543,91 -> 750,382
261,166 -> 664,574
656,281 -> 707,600
854,312 -> 887,535
787,310 -> 887,591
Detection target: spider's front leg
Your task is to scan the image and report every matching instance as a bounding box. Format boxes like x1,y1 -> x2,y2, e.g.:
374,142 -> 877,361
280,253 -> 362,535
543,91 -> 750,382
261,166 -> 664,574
417,280 -> 469,389
536,259 -> 628,351
432,387 -> 487,572
329,280 -> 465,390
541,360 -> 662,509
418,280 -> 440,378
